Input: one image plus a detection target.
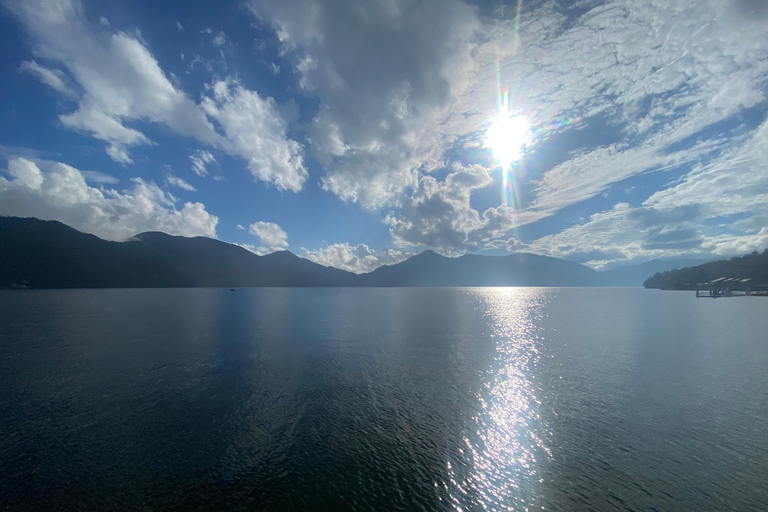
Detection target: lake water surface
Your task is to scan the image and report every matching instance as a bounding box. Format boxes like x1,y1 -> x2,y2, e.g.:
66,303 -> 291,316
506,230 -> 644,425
1,288 -> 767,510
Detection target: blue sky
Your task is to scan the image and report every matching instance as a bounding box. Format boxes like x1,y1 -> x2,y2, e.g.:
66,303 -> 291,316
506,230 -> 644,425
1,0 -> 767,272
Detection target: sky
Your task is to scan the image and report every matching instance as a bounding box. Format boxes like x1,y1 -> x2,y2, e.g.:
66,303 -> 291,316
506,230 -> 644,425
1,0 -> 767,272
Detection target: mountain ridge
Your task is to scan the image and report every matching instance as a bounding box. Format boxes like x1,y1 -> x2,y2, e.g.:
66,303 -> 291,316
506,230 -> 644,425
643,250 -> 768,290
0,216 -> 696,288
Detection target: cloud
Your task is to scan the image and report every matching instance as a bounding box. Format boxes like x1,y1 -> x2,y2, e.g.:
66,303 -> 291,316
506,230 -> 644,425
165,174 -> 196,191
472,0 -> 768,215
8,0 -> 306,192
189,150 -> 216,177
732,0 -> 768,21
248,221 -> 288,248
385,163 -> 547,254
302,243 -> 411,273
0,157 -> 217,241
250,0 -> 479,207
526,203 -> 670,268
201,79 -> 307,192
80,170 -> 119,184
518,18 -> 768,268
246,0 -> 768,256
527,199 -> 764,269
7,158 -> 43,189
236,224 -> 245,230
468,0 -> 768,257
18,60 -> 75,97
7,0 -> 768,260
6,0 -> 222,163
732,214 -> 768,234
627,204 -> 702,230
641,227 -> 704,251
644,117 -> 768,218
506,237 -> 529,252
525,140 -> 716,213
233,242 -> 280,256
212,31 -> 226,46
698,228 -> 768,256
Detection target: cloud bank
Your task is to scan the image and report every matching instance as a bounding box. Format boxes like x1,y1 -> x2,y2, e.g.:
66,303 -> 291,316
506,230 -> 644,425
303,244 -> 411,274
0,158 -> 218,241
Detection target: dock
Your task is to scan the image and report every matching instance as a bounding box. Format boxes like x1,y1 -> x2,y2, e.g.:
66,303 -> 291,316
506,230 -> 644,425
696,277 -> 752,298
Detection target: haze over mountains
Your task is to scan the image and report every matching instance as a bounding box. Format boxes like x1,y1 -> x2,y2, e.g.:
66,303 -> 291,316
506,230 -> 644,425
1,217 -> 700,289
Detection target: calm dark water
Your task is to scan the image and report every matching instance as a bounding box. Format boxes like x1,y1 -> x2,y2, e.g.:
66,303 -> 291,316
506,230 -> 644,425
1,288 -> 767,511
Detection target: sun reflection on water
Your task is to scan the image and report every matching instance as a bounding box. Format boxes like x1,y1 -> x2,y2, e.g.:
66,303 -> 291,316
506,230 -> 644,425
447,288 -> 552,511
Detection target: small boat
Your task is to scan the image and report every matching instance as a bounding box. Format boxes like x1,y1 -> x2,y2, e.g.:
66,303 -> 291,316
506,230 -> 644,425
229,288 -> 236,292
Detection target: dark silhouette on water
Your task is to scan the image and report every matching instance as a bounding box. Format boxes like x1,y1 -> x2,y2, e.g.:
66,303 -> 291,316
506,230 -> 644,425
0,216 -> 701,288
357,249 -> 598,287
644,249 -> 768,290
0,217 -> 355,288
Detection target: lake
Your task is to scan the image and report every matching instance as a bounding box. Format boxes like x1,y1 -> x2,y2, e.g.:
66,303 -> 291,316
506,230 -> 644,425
1,288 -> 767,510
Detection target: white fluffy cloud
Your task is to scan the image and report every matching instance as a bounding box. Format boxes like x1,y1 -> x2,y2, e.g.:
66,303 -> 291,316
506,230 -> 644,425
248,221 -> 288,248
0,158 -> 217,241
8,0 -> 306,191
7,0 -> 221,163
302,243 -> 411,274
250,0 -> 479,207
385,163 -> 547,254
200,80 -> 307,192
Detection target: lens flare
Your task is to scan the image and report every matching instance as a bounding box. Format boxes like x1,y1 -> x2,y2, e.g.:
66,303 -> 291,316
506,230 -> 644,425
485,109 -> 529,170
485,87 -> 530,209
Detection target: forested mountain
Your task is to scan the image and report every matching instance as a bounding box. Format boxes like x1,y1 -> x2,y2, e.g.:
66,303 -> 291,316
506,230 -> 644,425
596,258 -> 709,287
643,250 -> 768,290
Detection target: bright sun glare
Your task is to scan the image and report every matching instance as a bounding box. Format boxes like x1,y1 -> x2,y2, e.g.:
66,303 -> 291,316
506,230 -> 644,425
485,110 -> 530,170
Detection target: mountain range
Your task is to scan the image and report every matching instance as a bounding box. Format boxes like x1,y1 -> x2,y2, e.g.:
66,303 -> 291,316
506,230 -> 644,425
0,217 -> 701,289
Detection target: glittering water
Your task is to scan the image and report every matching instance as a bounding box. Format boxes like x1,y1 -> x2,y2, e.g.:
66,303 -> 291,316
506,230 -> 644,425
1,288 -> 767,510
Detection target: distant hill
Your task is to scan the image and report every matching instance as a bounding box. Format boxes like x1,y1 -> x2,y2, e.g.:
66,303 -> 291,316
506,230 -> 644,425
643,250 -> 768,290
596,258 -> 711,287
1,216 -> 691,289
357,250 -> 598,287
0,217 -> 356,288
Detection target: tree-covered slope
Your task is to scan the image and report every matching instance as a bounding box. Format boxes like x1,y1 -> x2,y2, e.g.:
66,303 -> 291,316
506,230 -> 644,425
643,250 -> 768,290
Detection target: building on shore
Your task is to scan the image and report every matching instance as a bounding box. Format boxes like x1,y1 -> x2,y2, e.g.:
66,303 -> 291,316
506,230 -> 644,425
695,277 -> 752,297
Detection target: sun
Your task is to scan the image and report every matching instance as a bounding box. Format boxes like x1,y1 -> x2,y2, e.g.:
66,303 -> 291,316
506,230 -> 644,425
485,110 -> 530,170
